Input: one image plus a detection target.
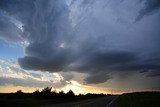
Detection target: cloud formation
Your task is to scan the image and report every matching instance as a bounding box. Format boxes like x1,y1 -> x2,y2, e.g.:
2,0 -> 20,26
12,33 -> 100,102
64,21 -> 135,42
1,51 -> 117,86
0,10 -> 23,43
136,0 -> 160,21
0,0 -> 160,84
0,59 -> 66,88
84,73 -> 111,84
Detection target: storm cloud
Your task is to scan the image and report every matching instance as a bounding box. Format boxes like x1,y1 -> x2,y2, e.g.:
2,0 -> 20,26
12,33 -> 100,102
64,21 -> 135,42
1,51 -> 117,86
84,73 -> 111,84
0,0 -> 160,84
136,0 -> 160,21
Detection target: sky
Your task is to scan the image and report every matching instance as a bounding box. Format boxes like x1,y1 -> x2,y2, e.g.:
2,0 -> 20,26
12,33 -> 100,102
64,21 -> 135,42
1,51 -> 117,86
0,0 -> 160,94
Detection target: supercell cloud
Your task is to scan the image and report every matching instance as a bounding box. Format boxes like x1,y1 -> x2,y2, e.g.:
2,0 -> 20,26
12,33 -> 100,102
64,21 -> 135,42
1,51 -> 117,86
0,0 -> 160,85
136,0 -> 160,21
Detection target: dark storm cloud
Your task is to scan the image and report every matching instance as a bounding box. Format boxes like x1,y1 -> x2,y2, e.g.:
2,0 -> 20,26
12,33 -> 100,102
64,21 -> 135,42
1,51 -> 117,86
139,69 -> 149,73
59,72 -> 74,81
147,72 -> 160,77
84,73 -> 111,84
0,0 -> 72,68
140,70 -> 160,77
0,0 -> 160,84
19,55 -> 71,71
70,51 -> 137,72
136,0 -> 160,21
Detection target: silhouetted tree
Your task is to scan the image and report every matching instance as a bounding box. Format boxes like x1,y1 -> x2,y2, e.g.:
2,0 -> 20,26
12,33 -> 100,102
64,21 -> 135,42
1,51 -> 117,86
33,89 -> 40,98
33,89 -> 40,94
16,90 -> 23,94
66,90 -> 75,97
41,87 -> 52,93
14,90 -> 24,98
58,90 -> 65,97
40,87 -> 54,99
2,87 -> 107,100
59,90 -> 65,94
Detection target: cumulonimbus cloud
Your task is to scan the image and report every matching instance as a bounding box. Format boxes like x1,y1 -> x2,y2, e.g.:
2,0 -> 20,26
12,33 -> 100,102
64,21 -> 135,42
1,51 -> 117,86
0,0 -> 160,84
136,0 -> 160,21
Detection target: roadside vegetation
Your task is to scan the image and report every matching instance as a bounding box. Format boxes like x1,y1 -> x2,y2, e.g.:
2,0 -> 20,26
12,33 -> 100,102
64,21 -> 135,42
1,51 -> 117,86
117,91 -> 160,107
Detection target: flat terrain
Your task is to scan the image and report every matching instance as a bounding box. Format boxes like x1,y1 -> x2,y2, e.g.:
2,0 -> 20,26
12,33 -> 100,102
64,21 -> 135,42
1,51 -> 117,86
0,93 -> 116,107
117,92 -> 160,107
1,92 -> 160,107
43,96 -> 118,107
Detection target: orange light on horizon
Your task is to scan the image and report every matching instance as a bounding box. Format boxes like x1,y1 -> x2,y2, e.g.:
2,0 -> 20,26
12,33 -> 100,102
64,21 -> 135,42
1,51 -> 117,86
59,80 -> 122,95
0,81 -> 132,95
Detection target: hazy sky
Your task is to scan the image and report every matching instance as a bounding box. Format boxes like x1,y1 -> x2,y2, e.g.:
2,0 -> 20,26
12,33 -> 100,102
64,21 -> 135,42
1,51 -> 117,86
0,0 -> 160,94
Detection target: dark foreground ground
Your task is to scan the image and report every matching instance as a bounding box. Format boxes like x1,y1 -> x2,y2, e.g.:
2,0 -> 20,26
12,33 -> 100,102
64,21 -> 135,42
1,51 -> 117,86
0,92 -> 160,107
0,95 -> 118,107
0,92 -> 114,107
117,92 -> 160,107
42,96 -> 118,107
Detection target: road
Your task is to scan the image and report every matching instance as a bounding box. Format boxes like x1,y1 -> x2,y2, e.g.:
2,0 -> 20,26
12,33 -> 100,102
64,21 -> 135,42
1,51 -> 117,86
42,96 -> 118,107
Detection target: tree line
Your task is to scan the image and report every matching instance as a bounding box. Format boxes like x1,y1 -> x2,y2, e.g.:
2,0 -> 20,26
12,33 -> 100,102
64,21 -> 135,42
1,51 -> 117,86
0,87 -> 107,99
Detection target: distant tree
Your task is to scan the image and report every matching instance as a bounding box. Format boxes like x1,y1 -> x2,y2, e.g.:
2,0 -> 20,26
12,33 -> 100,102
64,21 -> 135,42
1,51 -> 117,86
15,90 -> 24,99
41,87 -> 52,93
58,90 -> 65,97
34,89 -> 40,93
6,87 -> 107,100
32,89 -> 41,98
40,87 -> 53,99
78,93 -> 84,96
59,90 -> 65,94
66,90 -> 75,97
16,90 -> 23,94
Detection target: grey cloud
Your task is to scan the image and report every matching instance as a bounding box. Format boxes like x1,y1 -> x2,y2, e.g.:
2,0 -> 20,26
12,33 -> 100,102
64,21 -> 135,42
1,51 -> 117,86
0,60 -> 68,88
139,69 -> 160,78
80,0 -> 95,7
9,66 -> 29,75
139,69 -> 149,73
147,72 -> 160,77
0,0 -> 160,85
0,0 -> 35,44
60,72 -> 74,81
136,0 -> 160,21
0,11 -> 23,43
70,51 -> 137,72
0,76 -> 63,88
144,70 -> 160,77
18,55 -> 71,72
19,51 -> 136,73
30,72 -> 42,79
84,73 -> 111,84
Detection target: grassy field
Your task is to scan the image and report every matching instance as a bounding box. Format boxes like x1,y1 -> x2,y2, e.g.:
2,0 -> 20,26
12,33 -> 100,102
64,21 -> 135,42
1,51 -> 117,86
117,92 -> 160,107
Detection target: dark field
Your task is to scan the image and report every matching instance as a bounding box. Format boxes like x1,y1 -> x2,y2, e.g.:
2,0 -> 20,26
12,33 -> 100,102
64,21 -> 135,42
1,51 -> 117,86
117,92 -> 160,107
